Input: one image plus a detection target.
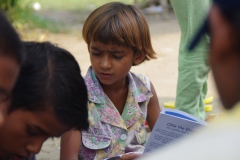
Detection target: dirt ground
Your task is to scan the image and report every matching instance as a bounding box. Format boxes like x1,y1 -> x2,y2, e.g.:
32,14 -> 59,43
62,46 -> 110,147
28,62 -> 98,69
22,11 -> 218,160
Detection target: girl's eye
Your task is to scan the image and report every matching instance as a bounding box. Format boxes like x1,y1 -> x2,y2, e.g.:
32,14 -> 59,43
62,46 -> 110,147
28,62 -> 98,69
91,52 -> 101,56
113,55 -> 123,60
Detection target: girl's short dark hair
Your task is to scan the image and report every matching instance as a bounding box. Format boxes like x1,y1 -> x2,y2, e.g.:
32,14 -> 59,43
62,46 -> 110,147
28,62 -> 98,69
10,41 -> 89,131
0,10 -> 23,64
82,2 -> 157,62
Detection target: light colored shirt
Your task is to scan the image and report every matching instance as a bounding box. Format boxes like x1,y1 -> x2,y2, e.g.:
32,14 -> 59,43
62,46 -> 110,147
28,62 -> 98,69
79,67 -> 152,160
138,102 -> 240,160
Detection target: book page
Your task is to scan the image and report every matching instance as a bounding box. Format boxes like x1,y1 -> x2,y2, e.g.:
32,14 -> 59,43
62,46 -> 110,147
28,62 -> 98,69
144,109 -> 206,153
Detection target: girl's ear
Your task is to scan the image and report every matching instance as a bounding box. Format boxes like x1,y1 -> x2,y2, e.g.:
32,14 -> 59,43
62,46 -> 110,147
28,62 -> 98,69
133,51 -> 146,65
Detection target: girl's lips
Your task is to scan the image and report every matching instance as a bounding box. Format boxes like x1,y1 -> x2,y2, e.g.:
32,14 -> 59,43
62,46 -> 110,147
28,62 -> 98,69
99,73 -> 112,79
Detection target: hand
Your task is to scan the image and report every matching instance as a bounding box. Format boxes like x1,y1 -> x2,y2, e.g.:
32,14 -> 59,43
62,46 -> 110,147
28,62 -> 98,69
120,153 -> 142,160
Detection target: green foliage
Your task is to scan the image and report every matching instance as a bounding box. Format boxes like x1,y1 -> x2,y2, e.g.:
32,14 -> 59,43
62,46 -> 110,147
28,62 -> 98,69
0,0 -> 19,11
0,0 -> 20,22
0,0 -> 61,32
0,0 -> 136,33
12,8 -> 64,33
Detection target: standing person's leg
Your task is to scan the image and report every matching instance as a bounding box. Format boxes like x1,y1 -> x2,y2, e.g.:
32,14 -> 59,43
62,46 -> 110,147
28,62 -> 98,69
170,0 -> 211,119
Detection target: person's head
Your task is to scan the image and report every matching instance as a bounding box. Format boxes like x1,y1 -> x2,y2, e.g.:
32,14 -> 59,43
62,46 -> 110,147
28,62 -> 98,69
189,0 -> 240,109
0,41 -> 89,159
82,2 -> 156,86
0,11 -> 23,126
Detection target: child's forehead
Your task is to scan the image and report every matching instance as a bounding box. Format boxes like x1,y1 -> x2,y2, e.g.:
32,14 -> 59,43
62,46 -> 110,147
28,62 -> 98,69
89,40 -> 130,48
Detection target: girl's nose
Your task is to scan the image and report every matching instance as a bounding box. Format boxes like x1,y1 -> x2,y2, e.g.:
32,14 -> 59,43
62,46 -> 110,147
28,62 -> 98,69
100,55 -> 111,69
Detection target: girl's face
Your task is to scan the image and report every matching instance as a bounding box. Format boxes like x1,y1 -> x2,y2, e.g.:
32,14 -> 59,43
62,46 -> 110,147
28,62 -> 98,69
0,55 -> 19,126
0,109 -> 69,159
89,41 -> 145,87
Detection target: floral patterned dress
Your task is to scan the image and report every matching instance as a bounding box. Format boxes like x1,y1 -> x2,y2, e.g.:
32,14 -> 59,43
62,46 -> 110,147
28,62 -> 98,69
79,67 -> 152,160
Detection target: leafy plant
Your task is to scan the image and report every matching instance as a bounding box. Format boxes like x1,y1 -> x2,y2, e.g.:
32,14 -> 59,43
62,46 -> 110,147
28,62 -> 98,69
0,0 -> 19,12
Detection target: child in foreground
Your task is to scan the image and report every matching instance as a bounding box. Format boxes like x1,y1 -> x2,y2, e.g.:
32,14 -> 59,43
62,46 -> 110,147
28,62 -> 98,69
0,41 -> 89,160
60,2 -> 160,160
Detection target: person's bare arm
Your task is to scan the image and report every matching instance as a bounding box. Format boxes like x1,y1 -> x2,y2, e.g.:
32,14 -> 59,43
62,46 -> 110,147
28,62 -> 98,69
146,82 -> 161,131
60,129 -> 81,160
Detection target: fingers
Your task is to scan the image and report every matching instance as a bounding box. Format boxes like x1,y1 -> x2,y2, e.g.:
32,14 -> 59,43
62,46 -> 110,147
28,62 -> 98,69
121,153 -> 141,160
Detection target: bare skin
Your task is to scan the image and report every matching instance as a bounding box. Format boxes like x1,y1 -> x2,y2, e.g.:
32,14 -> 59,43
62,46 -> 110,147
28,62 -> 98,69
60,130 -> 80,160
102,77 -> 128,115
0,109 -> 70,159
89,41 -> 144,114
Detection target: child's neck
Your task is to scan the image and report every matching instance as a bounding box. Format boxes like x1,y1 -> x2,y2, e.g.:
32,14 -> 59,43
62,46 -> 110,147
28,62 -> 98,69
101,77 -> 129,115
101,77 -> 128,92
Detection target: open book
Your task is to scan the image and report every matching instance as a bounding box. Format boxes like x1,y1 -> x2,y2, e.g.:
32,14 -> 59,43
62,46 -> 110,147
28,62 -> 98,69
144,108 -> 208,153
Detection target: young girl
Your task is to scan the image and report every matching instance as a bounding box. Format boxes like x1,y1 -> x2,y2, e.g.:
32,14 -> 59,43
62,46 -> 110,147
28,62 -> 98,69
60,2 -> 160,160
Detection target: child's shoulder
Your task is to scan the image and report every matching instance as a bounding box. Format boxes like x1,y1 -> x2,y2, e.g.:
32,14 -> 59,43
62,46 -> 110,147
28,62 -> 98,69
130,72 -> 151,91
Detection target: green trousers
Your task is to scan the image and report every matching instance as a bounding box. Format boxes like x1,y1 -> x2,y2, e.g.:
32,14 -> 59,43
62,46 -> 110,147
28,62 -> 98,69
170,0 -> 211,120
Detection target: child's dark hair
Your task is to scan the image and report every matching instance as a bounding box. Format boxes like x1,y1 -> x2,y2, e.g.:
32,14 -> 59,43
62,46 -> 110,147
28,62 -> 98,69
10,41 -> 89,131
0,10 -> 23,64
82,2 -> 157,62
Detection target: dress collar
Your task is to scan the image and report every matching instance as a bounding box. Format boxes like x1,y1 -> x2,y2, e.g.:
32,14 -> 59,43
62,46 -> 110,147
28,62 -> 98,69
85,67 -> 152,104
85,67 -> 152,129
